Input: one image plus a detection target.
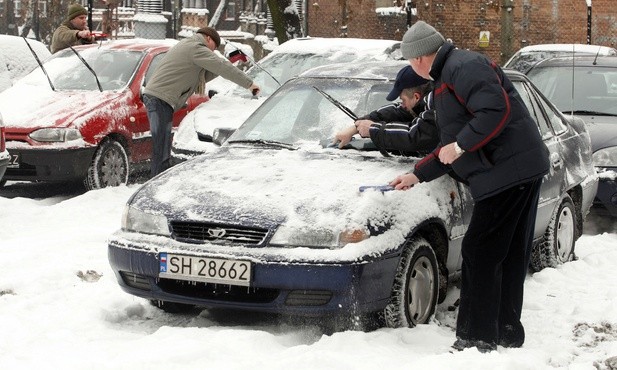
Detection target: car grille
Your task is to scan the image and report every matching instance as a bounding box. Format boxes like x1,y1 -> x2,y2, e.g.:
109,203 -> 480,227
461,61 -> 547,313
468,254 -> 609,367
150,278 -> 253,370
285,290 -> 333,306
170,221 -> 268,245
158,278 -> 279,303
120,271 -> 151,290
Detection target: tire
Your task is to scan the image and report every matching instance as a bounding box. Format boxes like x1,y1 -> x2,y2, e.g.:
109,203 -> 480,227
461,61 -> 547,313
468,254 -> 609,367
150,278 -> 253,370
383,236 -> 440,328
85,139 -> 128,190
530,195 -> 577,272
150,300 -> 195,314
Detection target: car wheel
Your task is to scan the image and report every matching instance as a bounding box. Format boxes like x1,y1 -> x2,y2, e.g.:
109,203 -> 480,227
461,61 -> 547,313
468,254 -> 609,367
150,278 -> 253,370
150,300 -> 195,314
85,139 -> 128,190
530,195 -> 577,272
383,236 -> 439,328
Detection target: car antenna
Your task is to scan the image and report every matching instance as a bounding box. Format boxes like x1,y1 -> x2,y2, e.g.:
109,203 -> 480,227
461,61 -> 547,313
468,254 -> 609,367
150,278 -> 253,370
570,45 -> 575,116
222,38 -> 281,87
592,46 -> 601,65
68,45 -> 103,92
22,36 -> 55,91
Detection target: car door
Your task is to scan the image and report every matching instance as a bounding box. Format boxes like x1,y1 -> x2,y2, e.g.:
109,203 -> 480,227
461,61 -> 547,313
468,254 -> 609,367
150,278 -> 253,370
512,79 -> 565,239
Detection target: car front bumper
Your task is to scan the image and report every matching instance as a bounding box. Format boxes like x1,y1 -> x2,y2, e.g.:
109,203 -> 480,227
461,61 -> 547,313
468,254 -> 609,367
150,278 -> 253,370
3,146 -> 96,182
593,172 -> 617,217
108,237 -> 400,317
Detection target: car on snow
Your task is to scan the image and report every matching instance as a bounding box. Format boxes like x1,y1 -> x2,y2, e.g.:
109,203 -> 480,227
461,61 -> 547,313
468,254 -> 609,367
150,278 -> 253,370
108,61 -> 597,327
525,55 -> 617,217
0,35 -> 51,93
0,113 -> 8,183
171,36 -> 402,160
0,39 -> 208,190
503,43 -> 617,73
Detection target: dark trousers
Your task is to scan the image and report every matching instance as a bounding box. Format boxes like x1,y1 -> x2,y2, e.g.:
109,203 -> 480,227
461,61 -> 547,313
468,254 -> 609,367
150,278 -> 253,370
455,178 -> 542,347
143,94 -> 174,177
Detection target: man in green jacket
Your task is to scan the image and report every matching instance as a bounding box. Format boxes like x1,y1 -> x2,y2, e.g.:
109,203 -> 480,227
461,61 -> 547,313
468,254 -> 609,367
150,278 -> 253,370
143,27 -> 260,177
50,3 -> 94,54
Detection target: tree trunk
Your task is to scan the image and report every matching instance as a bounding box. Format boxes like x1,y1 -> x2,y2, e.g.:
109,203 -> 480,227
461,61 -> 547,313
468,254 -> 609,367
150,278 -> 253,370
266,0 -> 302,45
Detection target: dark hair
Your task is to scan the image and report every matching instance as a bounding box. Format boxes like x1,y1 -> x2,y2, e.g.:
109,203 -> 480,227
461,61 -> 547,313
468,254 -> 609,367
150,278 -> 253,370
196,27 -> 221,48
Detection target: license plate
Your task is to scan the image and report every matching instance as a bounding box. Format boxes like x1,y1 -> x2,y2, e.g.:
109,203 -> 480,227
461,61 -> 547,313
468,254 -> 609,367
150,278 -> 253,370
7,154 -> 19,168
159,253 -> 252,286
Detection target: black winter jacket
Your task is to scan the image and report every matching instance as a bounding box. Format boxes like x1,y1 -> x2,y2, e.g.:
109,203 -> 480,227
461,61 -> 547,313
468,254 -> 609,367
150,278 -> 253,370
413,42 -> 549,200
364,98 -> 439,156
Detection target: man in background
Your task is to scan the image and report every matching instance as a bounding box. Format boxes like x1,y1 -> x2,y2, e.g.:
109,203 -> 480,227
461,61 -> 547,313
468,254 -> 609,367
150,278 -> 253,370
50,3 -> 94,54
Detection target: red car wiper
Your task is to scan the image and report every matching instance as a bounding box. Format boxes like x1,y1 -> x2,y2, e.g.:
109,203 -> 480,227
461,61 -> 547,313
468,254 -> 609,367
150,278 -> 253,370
22,37 -> 55,91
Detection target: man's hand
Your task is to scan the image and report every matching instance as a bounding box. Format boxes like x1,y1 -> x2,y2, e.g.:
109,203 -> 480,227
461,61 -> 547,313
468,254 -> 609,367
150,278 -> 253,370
77,29 -> 93,41
354,119 -> 373,137
438,142 -> 463,164
389,173 -> 420,190
248,83 -> 260,96
333,125 -> 358,148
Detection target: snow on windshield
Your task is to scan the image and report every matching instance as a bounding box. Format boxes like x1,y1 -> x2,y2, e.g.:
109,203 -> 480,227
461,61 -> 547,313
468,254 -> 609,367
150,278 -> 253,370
233,77 -> 391,145
17,48 -> 143,91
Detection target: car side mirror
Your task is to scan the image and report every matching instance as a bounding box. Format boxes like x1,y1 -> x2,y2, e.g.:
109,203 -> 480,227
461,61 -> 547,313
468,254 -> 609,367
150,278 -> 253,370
213,127 -> 236,146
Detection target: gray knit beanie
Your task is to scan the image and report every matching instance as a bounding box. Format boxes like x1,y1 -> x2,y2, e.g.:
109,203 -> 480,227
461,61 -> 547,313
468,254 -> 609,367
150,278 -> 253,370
401,21 -> 446,59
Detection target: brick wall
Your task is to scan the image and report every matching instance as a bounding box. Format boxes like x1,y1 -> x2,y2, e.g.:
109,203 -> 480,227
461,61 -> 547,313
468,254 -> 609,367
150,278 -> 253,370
307,0 -> 617,65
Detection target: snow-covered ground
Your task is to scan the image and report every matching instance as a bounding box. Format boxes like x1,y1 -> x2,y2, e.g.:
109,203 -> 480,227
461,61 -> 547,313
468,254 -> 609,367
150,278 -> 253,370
0,181 -> 616,369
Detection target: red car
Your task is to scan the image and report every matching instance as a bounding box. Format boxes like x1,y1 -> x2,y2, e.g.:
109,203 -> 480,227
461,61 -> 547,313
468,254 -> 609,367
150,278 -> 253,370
0,40 -> 208,189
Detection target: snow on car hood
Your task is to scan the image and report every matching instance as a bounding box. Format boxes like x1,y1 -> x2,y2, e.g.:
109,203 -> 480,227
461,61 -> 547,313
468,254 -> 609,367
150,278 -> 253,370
125,146 -> 457,262
0,83 -> 126,130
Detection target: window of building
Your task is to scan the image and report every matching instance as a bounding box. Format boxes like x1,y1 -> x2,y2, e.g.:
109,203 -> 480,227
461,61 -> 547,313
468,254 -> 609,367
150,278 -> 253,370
226,2 -> 236,20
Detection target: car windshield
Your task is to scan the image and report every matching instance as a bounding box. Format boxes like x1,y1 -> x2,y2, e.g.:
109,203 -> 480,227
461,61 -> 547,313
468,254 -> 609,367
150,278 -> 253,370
527,65 -> 617,116
234,51 -> 392,97
230,77 -> 392,146
17,48 -> 143,91
506,51 -> 593,73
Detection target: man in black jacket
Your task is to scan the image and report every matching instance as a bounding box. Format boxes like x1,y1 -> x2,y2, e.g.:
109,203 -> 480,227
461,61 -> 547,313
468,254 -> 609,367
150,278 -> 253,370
390,21 -> 550,352
333,65 -> 438,156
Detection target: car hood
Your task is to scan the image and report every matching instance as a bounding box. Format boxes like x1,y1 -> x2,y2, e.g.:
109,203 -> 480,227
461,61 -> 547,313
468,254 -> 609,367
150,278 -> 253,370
578,115 -> 617,152
0,83 -> 125,130
128,147 -> 457,260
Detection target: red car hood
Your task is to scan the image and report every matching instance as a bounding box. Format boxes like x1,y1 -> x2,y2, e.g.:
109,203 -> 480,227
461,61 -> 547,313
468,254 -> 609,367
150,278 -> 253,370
0,84 -> 126,131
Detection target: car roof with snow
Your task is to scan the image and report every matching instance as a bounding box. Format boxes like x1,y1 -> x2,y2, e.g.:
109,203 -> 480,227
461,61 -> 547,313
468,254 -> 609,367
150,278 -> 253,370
513,43 -> 617,55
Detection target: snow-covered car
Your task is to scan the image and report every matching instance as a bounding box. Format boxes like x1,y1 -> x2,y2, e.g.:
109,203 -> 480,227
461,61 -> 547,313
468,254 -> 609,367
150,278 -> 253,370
504,43 -> 617,73
108,61 -> 597,326
0,113 -> 8,184
171,37 -> 402,160
0,35 -> 51,93
525,55 -> 617,217
0,39 -> 208,190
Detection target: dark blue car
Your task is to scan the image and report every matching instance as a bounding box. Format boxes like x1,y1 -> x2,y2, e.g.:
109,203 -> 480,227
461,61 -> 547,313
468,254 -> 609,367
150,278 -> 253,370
108,61 -> 597,327
526,55 -> 617,218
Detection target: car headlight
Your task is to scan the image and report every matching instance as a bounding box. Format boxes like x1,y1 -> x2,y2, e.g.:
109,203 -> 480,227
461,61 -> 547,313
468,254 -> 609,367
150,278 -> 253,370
269,225 -> 369,248
593,147 -> 617,168
121,205 -> 170,236
29,128 -> 82,142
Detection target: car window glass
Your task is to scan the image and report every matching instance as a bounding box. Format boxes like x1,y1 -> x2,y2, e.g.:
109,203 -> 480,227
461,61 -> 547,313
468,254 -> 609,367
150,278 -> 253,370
17,48 -> 142,91
512,81 -> 552,138
527,65 -> 617,115
535,92 -> 567,134
144,52 -> 166,86
233,78 -> 386,146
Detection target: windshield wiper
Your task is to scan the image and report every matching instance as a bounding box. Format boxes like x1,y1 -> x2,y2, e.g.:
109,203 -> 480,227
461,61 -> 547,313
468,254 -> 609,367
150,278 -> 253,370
226,139 -> 297,150
312,86 -> 358,120
565,110 -> 617,117
22,37 -> 55,91
68,46 -> 103,92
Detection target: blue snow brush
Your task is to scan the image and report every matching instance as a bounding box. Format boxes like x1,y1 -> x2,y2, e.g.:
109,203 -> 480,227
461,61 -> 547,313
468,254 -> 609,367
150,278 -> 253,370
358,185 -> 395,193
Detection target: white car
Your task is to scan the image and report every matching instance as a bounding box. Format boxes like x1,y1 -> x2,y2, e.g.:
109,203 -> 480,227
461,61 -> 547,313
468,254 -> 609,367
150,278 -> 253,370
0,35 -> 51,93
504,43 -> 617,73
171,37 -> 402,160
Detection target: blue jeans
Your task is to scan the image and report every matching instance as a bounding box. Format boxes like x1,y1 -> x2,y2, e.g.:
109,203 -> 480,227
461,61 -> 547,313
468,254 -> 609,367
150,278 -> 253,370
144,94 -> 174,177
